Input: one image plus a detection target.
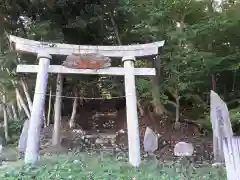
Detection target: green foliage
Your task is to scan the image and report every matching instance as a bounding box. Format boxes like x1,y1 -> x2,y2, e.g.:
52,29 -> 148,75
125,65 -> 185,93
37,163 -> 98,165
0,153 -> 226,179
136,78 -> 152,100
199,106 -> 240,131
28,21 -> 64,42
8,113 -> 26,144
1,0 -> 240,131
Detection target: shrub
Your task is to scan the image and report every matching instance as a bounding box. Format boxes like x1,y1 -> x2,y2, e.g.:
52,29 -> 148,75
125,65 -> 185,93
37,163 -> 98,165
199,106 -> 240,132
8,112 -> 26,144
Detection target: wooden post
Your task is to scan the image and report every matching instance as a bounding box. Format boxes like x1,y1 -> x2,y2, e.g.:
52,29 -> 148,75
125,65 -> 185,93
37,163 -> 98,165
52,74 -> 63,145
122,56 -> 141,167
24,52 -> 51,164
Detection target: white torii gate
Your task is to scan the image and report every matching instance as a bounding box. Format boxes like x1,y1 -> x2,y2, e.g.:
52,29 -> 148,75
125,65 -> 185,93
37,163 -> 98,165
9,35 -> 164,167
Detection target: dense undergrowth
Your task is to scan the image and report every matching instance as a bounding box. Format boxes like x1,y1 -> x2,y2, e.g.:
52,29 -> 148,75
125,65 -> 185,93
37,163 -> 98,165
0,152 -> 226,180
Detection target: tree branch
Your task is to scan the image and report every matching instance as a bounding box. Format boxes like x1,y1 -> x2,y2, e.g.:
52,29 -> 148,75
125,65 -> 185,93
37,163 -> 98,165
109,11 -> 122,45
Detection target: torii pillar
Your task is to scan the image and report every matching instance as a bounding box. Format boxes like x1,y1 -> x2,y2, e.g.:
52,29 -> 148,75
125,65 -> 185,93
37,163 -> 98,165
122,56 -> 141,167
24,51 -> 51,164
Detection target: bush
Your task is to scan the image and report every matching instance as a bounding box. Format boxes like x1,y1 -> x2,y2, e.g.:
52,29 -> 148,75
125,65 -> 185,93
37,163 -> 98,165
8,112 -> 26,144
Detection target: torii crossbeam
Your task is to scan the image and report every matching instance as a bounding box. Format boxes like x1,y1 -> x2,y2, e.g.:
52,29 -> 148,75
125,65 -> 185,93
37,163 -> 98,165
10,35 -> 164,167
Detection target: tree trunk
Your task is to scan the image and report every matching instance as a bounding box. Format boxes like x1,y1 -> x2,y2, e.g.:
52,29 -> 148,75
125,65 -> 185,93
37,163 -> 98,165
150,56 -> 166,115
16,88 -> 30,118
137,100 -> 144,116
52,74 -> 63,145
12,104 -> 17,119
69,96 -> 78,129
0,18 -> 8,140
2,95 -> 9,141
232,70 -> 237,92
174,95 -> 181,129
0,16 -> 3,53
21,79 -> 47,125
148,109 -> 161,133
109,11 -> 121,45
212,74 -> 216,91
47,87 -> 52,127
151,76 -> 166,115
6,105 -> 13,120
43,112 -> 47,127
173,18 -> 184,129
16,91 -> 22,114
20,79 -> 33,111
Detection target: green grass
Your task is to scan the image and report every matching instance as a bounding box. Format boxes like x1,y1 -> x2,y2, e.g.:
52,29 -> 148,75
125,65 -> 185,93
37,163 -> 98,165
0,152 -> 226,180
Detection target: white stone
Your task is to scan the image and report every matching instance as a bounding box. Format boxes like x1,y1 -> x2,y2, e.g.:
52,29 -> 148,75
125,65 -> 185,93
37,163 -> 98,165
143,127 -> 158,153
174,142 -> 194,157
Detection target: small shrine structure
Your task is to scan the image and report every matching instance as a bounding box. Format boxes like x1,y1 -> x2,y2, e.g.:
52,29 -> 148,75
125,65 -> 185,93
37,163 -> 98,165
9,35 -> 164,167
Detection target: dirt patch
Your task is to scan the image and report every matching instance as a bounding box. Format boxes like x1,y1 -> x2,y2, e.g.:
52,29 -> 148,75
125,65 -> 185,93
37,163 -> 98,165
39,110 -> 213,163
138,113 -> 213,162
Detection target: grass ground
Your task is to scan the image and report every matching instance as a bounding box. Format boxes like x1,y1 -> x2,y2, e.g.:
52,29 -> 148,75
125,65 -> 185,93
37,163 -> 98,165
0,152 -> 226,180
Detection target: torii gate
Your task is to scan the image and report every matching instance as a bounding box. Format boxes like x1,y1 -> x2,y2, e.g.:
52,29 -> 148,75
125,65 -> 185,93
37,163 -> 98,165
9,35 -> 164,167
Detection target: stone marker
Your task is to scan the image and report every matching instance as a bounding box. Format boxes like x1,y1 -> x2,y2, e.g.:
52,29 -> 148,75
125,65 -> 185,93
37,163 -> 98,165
143,127 -> 158,153
18,120 -> 29,153
174,142 -> 194,156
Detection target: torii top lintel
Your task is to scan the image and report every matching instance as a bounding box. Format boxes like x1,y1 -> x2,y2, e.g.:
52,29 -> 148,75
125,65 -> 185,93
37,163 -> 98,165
9,35 -> 165,58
